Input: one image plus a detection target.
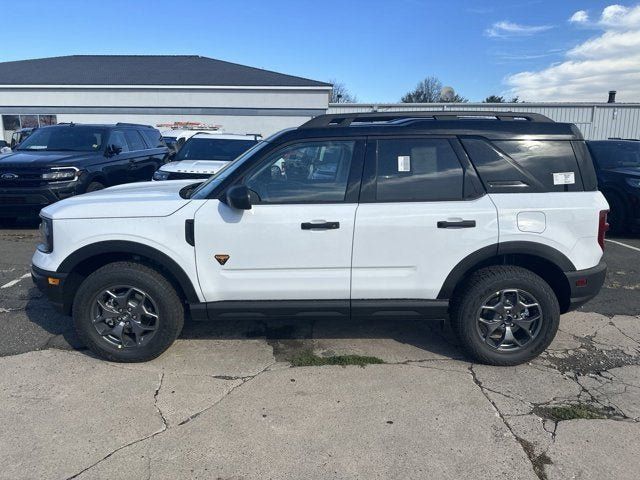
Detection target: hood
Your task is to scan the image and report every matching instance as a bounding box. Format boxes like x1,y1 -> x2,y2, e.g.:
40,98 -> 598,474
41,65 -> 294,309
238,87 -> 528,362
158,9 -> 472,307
42,180 -> 200,219
0,150 -> 95,167
161,160 -> 228,175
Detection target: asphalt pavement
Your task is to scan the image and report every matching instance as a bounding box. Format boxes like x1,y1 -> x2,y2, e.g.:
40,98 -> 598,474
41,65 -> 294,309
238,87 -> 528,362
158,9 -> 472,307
0,221 -> 639,479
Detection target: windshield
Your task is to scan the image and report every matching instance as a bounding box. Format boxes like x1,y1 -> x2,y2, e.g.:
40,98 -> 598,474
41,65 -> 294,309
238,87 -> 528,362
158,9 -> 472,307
589,142 -> 640,169
190,141 -> 270,199
175,137 -> 258,162
17,126 -> 107,152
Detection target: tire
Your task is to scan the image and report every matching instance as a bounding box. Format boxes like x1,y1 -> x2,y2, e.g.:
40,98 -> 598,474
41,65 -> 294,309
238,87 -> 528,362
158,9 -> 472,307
605,193 -> 627,234
450,265 -> 560,366
85,181 -> 106,193
72,262 -> 184,362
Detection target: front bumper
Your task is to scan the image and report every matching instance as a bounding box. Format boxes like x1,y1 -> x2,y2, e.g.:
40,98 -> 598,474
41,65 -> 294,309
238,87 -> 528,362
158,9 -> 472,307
565,260 -> 607,311
31,264 -> 68,313
0,182 -> 80,216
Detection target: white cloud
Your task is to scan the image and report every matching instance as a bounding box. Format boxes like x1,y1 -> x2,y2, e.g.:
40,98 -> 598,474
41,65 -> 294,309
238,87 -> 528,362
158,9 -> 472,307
506,4 -> 640,101
485,21 -> 552,38
569,10 -> 589,23
567,4 -> 640,28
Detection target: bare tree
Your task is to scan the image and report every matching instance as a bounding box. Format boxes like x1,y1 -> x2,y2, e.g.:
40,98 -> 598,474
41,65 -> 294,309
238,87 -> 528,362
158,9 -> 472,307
329,80 -> 358,103
483,95 -> 520,103
401,76 -> 468,103
401,76 -> 442,103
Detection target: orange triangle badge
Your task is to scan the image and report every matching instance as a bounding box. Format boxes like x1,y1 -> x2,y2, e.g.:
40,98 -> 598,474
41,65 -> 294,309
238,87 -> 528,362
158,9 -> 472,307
214,254 -> 230,266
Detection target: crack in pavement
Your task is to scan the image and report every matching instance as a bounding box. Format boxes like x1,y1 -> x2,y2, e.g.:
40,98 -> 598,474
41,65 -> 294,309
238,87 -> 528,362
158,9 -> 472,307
468,365 -> 550,480
64,360 -> 276,479
178,361 -> 276,426
66,373 -> 169,479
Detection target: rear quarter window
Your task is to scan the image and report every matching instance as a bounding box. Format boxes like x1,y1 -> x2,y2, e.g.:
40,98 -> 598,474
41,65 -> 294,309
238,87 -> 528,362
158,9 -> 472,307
140,129 -> 165,148
462,138 -> 585,193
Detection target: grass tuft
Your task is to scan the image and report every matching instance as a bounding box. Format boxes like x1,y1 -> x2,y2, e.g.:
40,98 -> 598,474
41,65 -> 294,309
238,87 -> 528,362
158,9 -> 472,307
533,403 -> 609,422
289,350 -> 385,368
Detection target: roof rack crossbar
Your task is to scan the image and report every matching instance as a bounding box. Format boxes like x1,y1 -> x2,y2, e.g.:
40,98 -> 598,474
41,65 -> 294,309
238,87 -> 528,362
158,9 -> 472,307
301,111 -> 554,128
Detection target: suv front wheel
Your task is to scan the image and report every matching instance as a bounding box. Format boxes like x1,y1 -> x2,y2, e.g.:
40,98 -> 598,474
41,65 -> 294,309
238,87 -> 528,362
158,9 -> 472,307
73,261 -> 184,362
450,265 -> 560,366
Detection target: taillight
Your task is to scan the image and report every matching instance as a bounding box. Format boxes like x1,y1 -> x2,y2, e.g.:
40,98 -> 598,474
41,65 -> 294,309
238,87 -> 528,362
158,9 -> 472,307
598,210 -> 609,251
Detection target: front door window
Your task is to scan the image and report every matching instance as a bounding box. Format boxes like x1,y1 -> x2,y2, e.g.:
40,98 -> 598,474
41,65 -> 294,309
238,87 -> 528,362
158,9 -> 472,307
244,140 -> 356,204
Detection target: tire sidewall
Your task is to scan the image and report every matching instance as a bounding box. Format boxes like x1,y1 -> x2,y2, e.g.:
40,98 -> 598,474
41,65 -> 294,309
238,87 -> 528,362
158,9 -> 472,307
85,181 -> 105,193
73,264 -> 183,362
455,269 -> 560,365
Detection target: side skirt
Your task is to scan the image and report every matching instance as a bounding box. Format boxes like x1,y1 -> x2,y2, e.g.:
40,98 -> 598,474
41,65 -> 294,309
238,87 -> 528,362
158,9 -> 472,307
188,299 -> 449,321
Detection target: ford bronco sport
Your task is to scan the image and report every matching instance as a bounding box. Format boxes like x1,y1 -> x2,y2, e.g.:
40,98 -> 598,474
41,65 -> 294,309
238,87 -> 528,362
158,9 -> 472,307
31,112 -> 609,365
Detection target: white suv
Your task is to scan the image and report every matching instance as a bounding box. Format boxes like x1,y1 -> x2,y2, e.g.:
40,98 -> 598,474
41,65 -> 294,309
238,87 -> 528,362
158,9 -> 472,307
32,112 -> 609,365
153,133 -> 260,181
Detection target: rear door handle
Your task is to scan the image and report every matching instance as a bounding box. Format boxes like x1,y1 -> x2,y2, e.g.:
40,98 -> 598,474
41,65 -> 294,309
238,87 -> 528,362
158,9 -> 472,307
437,220 -> 476,229
301,221 -> 340,230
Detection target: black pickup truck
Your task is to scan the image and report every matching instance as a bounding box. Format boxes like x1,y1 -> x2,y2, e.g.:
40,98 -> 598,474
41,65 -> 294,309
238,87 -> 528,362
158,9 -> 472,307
0,122 -> 168,218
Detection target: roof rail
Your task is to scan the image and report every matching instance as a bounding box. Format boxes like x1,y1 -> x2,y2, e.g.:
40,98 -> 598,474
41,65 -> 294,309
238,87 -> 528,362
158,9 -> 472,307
300,111 -> 554,128
116,122 -> 153,128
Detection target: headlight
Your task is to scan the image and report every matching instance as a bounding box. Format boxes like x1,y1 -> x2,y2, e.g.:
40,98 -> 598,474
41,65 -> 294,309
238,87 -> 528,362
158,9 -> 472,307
42,167 -> 80,182
153,169 -> 170,181
625,177 -> 640,188
37,216 -> 53,253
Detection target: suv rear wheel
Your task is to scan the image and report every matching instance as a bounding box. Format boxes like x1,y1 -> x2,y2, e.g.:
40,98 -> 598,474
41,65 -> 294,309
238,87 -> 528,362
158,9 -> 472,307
72,262 -> 184,362
450,266 -> 560,366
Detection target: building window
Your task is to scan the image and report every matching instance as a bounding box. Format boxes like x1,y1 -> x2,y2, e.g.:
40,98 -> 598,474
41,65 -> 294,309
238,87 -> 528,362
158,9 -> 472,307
39,115 -> 57,126
2,115 -> 20,131
2,114 -> 58,142
20,115 -> 39,128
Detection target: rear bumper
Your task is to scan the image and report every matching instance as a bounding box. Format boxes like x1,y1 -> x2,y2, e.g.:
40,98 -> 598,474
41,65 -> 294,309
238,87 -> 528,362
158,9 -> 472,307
31,264 -> 68,313
565,260 -> 607,311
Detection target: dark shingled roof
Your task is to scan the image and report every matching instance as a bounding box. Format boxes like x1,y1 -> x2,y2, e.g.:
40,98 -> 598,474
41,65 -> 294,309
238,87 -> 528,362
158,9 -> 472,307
0,55 -> 331,87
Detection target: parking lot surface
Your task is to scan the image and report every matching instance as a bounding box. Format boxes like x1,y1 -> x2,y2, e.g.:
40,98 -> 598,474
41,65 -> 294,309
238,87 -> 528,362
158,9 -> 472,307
0,222 -> 639,479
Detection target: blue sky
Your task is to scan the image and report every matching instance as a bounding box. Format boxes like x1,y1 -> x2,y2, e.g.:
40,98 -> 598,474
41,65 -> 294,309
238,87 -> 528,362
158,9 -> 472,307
2,0 -> 639,102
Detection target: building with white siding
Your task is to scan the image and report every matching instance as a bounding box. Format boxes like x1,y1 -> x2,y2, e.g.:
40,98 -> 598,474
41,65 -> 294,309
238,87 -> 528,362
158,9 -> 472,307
0,55 -> 331,143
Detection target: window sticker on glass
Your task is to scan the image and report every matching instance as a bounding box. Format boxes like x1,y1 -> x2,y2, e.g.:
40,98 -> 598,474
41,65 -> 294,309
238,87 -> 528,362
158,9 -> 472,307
553,172 -> 575,185
397,155 -> 411,172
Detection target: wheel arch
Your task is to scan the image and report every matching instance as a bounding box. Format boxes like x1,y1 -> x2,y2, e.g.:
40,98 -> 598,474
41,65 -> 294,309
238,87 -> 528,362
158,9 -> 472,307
57,241 -> 201,314
438,242 -> 575,313
84,171 -> 108,189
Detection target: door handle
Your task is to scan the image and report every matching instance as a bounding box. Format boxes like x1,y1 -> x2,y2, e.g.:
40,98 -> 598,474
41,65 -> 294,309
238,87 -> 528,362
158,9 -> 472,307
437,220 -> 476,229
301,221 -> 340,230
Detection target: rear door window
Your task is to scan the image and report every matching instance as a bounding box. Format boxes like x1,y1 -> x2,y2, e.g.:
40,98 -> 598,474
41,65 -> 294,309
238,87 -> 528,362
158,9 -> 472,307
374,138 -> 464,202
124,130 -> 147,152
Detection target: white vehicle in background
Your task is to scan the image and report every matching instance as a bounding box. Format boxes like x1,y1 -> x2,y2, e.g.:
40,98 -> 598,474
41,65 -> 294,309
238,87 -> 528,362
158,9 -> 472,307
153,132 -> 261,180
159,123 -> 222,152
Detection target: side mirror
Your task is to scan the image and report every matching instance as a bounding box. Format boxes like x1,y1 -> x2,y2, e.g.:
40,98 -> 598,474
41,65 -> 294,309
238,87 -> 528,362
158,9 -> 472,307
226,185 -> 252,210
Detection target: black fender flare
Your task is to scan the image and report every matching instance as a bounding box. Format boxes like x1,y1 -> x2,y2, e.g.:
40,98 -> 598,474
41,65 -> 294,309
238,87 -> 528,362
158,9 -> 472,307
57,240 -> 200,303
437,241 -> 576,299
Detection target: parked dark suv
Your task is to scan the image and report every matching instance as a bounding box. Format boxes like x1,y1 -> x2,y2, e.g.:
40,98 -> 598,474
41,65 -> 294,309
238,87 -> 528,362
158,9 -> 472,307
587,139 -> 640,232
0,123 -> 168,218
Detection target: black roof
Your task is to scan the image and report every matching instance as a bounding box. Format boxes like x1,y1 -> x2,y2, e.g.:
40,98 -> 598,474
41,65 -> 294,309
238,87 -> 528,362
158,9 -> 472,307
0,55 -> 331,88
276,111 -> 583,142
